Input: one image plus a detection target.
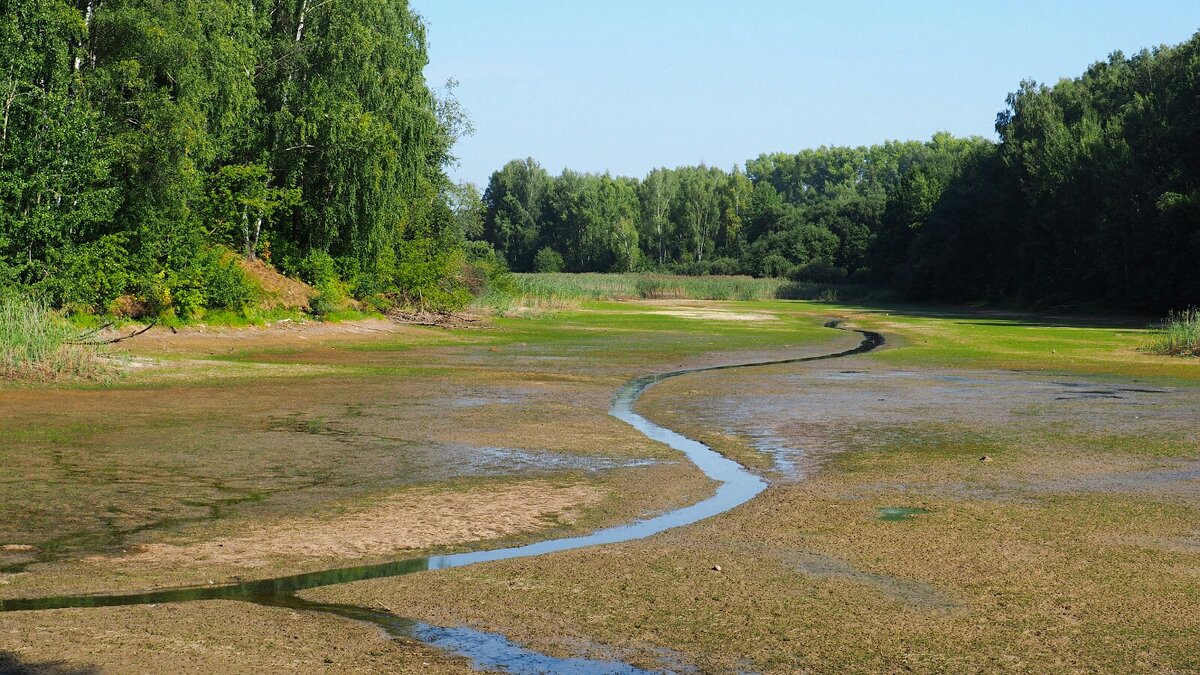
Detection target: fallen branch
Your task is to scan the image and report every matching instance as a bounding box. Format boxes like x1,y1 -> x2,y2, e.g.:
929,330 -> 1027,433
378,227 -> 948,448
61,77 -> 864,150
106,320 -> 157,344
387,309 -> 490,329
70,321 -> 114,343
69,320 -> 157,345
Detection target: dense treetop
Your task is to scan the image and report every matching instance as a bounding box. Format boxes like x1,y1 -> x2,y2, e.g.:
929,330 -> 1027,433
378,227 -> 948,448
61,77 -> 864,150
0,0 -> 470,316
477,33 -> 1200,312
1,4 -> 1196,316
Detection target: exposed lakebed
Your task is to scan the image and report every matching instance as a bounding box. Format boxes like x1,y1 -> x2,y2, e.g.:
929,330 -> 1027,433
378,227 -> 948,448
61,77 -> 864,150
0,324 -> 882,673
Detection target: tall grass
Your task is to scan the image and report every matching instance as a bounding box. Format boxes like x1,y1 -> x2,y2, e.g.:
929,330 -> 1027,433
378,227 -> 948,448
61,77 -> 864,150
472,273 -> 879,315
513,273 -> 787,303
1147,308 -> 1200,357
0,295 -> 109,381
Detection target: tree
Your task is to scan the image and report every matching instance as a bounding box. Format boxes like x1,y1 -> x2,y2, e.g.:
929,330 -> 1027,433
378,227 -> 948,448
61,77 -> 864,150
204,163 -> 300,261
638,168 -> 676,266
673,167 -> 721,263
482,158 -> 551,271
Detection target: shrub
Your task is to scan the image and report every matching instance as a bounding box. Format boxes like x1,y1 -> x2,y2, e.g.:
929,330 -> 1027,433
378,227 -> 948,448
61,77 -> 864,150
790,260 -> 848,284
37,235 -> 131,313
286,250 -> 351,317
160,247 -> 258,320
292,250 -> 340,289
200,251 -> 258,311
533,247 -> 565,273
393,235 -> 471,311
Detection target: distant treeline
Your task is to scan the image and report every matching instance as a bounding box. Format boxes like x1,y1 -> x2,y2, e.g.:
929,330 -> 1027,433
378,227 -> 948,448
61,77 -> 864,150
0,0 -> 471,316
476,34 -> 1200,312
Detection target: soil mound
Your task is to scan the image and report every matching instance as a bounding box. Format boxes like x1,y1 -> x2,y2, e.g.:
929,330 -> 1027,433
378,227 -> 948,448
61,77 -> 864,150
240,258 -> 315,311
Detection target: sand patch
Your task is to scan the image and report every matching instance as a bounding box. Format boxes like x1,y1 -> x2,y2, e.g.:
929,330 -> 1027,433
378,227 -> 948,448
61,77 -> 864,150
101,482 -> 602,568
647,309 -> 777,322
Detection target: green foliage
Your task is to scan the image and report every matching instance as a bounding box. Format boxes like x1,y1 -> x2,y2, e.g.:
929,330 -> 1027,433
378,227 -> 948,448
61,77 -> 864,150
0,0 -> 467,319
482,158 -> 553,271
393,231 -> 471,311
478,34 -> 1200,314
1147,309 -> 1200,357
906,38 -> 1200,311
204,163 -> 301,260
37,235 -> 131,313
534,247 -> 565,273
196,249 -> 257,312
290,250 -> 349,317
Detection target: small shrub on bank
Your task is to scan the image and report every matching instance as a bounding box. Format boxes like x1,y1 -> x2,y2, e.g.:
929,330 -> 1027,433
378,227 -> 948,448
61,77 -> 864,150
1147,309 -> 1200,357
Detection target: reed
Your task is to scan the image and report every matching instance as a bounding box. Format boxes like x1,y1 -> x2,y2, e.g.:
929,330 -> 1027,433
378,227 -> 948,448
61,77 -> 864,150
0,295 -> 109,381
1147,308 -> 1200,357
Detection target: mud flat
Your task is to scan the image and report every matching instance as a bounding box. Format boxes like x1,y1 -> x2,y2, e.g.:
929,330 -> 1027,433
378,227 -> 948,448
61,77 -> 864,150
3,301 -> 1198,672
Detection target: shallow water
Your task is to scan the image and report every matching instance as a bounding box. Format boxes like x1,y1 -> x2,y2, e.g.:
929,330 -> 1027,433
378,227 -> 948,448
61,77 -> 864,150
0,323 -> 882,673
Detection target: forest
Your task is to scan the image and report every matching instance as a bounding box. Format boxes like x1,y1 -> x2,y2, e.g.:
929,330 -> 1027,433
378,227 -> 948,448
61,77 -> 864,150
0,0 -> 473,319
1,1 -> 1197,316
478,34 -> 1200,313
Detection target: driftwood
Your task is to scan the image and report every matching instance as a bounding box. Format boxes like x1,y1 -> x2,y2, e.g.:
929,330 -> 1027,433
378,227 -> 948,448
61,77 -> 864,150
70,322 -> 114,343
387,309 -> 489,329
69,320 -> 157,346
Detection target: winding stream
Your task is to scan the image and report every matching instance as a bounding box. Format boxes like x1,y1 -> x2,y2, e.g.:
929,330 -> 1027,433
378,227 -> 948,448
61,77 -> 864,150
1,322 -> 883,673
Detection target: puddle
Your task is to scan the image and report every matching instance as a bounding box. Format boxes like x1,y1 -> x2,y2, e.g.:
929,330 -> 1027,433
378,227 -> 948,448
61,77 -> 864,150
455,445 -> 659,475
1052,382 -> 1170,402
822,370 -> 867,381
412,624 -> 656,674
0,323 -> 882,674
782,551 -> 957,609
877,507 -> 929,522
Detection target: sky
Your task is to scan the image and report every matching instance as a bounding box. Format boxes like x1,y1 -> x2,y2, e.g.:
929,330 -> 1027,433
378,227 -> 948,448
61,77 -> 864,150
410,1 -> 1200,187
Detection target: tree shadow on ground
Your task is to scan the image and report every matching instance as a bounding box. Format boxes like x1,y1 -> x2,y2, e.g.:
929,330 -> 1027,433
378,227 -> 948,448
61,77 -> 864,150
0,653 -> 98,675
824,299 -> 1157,331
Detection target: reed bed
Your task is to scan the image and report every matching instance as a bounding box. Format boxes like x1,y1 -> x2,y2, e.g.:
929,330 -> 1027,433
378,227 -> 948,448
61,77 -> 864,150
0,295 -> 109,381
1147,308 -> 1200,357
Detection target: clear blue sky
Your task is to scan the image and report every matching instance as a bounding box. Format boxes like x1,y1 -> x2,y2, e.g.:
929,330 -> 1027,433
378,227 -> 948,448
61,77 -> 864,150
411,1 -> 1200,187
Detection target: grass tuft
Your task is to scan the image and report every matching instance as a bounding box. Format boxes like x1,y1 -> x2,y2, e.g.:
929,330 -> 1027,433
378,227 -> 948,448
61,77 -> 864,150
0,295 -> 111,381
1146,308 -> 1200,357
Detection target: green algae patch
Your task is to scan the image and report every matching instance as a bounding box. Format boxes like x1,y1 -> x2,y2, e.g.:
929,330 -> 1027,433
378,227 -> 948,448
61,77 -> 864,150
877,507 -> 930,522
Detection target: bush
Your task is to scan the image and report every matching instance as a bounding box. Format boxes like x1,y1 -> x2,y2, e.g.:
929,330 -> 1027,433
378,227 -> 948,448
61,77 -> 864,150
394,235 -> 471,311
465,247 -> 517,298
534,247 -> 565,273
1147,308 -> 1200,357
159,248 -> 258,320
756,254 -> 795,279
790,260 -> 849,284
38,235 -> 131,313
292,250 -> 340,289
200,251 -> 258,311
285,250 -> 351,317
0,294 -> 109,381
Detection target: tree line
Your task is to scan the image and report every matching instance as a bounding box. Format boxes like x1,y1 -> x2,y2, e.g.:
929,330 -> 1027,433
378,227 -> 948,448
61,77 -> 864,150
476,33 -> 1200,312
0,0 -> 470,317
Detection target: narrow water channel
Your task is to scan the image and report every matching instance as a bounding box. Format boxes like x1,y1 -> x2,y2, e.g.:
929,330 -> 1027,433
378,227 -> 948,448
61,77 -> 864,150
1,322 -> 883,674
